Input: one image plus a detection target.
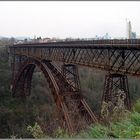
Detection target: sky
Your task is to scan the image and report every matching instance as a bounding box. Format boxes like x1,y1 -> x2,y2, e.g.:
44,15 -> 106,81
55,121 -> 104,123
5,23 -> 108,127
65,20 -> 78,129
0,1 -> 140,39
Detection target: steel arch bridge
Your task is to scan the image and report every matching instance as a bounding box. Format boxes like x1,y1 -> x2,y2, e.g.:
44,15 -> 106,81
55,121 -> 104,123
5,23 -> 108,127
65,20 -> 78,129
9,39 -> 140,133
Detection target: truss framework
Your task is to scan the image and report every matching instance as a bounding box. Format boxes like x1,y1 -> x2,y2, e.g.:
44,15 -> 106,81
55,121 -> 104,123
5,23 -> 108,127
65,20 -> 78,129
102,73 -> 131,110
9,39 -> 140,76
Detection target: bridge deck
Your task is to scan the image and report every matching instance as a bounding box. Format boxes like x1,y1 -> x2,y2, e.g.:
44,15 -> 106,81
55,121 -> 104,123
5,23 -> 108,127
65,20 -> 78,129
9,39 -> 140,76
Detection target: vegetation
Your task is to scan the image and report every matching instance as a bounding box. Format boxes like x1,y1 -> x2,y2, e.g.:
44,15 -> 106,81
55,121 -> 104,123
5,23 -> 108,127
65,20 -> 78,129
76,111 -> 140,138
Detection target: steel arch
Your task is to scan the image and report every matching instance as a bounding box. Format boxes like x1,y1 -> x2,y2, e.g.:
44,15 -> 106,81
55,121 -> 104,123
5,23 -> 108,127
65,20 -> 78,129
11,58 -> 98,133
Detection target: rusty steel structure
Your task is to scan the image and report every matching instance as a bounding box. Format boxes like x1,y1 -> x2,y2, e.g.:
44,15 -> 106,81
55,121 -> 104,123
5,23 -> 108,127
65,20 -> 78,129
102,73 -> 131,110
9,39 -> 140,132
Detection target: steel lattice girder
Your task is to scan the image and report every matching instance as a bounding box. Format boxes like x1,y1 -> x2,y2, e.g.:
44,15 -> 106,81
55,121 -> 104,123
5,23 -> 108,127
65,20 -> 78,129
9,39 -> 140,77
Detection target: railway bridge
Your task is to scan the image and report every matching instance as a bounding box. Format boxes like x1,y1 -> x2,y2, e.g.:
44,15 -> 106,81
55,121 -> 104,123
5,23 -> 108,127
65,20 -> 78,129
9,39 -> 140,133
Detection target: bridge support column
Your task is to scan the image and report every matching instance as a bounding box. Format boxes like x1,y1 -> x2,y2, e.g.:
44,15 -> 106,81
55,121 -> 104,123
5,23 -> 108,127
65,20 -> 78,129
11,55 -> 28,85
101,73 -> 131,118
62,64 -> 80,92
61,64 -> 97,132
11,54 -> 15,89
61,64 -> 83,132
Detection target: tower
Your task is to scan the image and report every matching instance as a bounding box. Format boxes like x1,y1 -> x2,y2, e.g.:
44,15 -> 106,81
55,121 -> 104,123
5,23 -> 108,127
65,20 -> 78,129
128,21 -> 132,39
126,19 -> 132,39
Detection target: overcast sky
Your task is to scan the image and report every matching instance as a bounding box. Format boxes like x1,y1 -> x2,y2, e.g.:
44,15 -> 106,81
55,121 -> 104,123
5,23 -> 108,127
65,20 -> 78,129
0,1 -> 140,39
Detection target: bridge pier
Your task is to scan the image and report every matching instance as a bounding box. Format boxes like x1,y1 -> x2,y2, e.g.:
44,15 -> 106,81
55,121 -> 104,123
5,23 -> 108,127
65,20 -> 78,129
60,64 -> 97,132
62,64 -> 80,92
10,55 -> 28,88
101,73 -> 131,119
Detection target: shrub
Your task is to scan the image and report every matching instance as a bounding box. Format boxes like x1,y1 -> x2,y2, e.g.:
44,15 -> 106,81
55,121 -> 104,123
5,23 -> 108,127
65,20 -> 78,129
52,127 -> 69,138
86,124 -> 108,138
131,112 -> 140,126
27,122 -> 47,138
133,99 -> 140,113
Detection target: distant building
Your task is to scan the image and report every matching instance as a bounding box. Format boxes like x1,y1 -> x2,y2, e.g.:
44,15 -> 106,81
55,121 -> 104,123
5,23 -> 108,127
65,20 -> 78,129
39,37 -> 51,43
15,40 -> 24,44
104,33 -> 111,39
131,32 -> 136,39
136,35 -> 140,39
127,21 -> 132,39
44,38 -> 51,42
126,20 -> 137,39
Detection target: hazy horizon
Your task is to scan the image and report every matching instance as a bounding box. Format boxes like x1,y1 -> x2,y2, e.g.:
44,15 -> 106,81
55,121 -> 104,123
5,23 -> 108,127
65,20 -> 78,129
0,1 -> 140,39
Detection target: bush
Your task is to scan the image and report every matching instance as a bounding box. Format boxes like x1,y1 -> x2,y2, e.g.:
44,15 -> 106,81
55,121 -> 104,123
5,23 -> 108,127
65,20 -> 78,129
27,122 -> 47,138
131,112 -> 140,126
109,120 -> 134,138
76,111 -> 140,138
77,124 -> 108,138
52,127 -> 69,138
133,99 -> 140,113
